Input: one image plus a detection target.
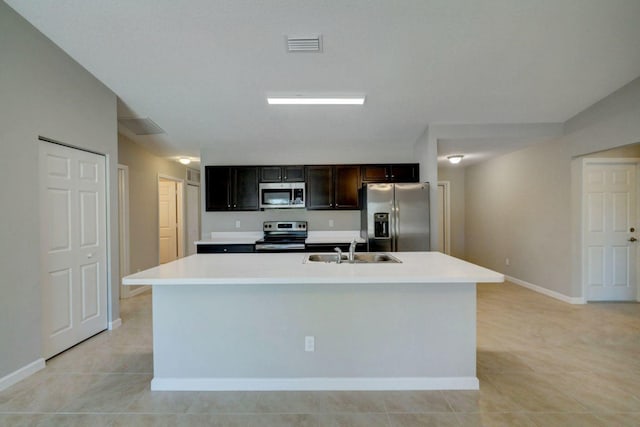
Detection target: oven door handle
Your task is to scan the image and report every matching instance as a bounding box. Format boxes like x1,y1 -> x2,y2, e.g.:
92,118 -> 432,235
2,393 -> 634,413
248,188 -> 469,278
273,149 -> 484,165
255,243 -> 306,251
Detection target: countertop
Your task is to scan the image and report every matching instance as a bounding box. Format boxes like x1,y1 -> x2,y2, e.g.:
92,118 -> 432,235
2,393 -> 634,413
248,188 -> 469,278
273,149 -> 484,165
122,252 -> 504,286
195,230 -> 365,245
195,232 -> 263,245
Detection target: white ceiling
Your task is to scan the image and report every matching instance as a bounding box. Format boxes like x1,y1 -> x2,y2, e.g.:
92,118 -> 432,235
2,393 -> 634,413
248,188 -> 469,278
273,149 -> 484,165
7,0 -> 640,166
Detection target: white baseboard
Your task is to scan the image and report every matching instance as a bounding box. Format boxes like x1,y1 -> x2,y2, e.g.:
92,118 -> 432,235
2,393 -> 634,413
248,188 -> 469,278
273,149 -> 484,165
150,376 -> 479,391
0,358 -> 45,391
108,318 -> 122,330
506,275 -> 586,304
126,285 -> 150,298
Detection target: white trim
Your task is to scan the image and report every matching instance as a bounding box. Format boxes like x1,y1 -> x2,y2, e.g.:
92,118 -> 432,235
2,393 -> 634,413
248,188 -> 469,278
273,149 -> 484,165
437,181 -> 451,254
507,275 -> 586,304
117,165 -> 132,299
126,285 -> 151,298
105,153 -> 115,326
0,359 -> 45,391
150,376 -> 479,391
108,318 -> 122,330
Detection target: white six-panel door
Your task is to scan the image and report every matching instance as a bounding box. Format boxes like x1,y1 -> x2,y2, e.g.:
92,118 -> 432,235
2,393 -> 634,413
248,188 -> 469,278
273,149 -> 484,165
583,161 -> 638,301
39,141 -> 108,358
158,178 -> 178,264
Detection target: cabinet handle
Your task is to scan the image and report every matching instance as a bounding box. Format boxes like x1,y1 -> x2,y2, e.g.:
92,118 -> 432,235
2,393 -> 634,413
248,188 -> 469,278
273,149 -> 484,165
223,248 -> 228,252
233,204 -> 237,208
227,204 -> 231,208
330,203 -> 333,207
336,203 -> 339,207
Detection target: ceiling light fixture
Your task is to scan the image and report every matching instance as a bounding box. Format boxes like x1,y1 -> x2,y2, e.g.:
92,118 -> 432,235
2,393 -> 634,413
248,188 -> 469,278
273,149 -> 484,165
178,157 -> 191,165
447,155 -> 464,164
267,97 -> 365,105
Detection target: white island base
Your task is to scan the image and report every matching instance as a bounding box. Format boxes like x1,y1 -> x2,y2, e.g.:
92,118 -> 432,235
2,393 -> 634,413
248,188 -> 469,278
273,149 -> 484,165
123,252 -> 503,391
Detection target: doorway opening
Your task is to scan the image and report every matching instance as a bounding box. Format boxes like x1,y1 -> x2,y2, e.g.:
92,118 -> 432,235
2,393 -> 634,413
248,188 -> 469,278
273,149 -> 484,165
438,181 -> 451,254
158,175 -> 184,264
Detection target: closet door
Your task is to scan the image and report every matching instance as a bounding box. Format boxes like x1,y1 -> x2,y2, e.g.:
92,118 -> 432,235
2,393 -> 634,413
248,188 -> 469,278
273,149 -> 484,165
39,141 -> 108,358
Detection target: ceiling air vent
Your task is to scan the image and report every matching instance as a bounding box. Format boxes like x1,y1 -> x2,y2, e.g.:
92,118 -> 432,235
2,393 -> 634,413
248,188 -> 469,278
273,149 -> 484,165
118,117 -> 165,135
286,35 -> 322,52
186,168 -> 201,185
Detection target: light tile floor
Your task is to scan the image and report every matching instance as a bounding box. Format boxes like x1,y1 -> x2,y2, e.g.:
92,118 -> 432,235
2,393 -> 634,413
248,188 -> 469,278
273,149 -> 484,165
1,282 -> 639,426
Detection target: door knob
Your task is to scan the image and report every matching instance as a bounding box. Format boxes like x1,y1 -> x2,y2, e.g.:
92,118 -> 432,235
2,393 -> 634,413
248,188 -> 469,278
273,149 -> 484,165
629,237 -> 637,242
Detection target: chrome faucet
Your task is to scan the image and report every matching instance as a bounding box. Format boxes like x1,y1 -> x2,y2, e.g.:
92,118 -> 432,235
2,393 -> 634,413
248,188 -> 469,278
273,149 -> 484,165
348,239 -> 357,263
334,247 -> 342,264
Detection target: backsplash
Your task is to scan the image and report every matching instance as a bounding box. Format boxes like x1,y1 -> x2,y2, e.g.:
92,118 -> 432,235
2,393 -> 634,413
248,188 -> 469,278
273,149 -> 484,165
201,210 -> 360,237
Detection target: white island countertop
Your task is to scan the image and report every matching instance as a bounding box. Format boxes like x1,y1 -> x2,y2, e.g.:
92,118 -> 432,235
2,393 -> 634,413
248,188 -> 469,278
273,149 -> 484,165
122,251 -> 503,286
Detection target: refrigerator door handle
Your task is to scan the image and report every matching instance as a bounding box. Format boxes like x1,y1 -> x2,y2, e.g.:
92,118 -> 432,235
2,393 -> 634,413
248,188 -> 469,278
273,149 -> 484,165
394,203 -> 400,251
390,203 -> 396,252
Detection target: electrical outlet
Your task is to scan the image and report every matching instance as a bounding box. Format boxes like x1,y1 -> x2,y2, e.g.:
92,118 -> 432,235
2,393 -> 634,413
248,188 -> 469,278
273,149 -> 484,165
235,220 -> 241,228
505,258 -> 510,266
329,219 -> 334,228
305,336 -> 315,352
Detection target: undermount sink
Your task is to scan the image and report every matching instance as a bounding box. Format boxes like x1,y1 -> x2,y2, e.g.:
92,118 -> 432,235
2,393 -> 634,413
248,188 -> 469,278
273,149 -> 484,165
305,253 -> 402,264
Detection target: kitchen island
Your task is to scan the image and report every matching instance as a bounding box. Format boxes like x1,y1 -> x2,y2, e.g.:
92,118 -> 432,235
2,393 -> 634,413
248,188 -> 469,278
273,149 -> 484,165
123,252 -> 503,391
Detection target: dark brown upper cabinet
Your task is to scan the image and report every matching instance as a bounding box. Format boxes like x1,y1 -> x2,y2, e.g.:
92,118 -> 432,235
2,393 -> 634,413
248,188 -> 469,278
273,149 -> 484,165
361,163 -> 419,183
259,165 -> 305,183
306,165 -> 360,210
205,166 -> 259,211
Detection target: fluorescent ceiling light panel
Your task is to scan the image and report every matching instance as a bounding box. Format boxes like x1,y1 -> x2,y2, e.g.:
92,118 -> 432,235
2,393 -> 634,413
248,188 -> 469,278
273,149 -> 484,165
267,97 -> 365,105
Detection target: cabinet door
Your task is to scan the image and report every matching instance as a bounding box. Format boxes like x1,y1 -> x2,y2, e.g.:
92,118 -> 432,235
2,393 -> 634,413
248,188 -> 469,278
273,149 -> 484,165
361,164 -> 390,182
334,165 -> 361,209
306,166 -> 334,209
232,167 -> 259,210
391,164 -> 419,182
205,166 -> 231,211
260,166 -> 282,182
283,165 -> 305,182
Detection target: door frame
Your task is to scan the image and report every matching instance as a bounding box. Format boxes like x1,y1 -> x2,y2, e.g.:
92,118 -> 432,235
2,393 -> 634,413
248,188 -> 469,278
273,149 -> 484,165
581,157 -> 640,302
117,165 -> 150,298
438,181 -> 451,254
185,183 -> 201,256
158,174 -> 185,263
118,165 -> 131,298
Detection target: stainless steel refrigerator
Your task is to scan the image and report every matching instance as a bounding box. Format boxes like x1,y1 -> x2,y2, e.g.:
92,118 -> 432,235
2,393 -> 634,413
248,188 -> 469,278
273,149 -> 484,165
360,183 -> 430,252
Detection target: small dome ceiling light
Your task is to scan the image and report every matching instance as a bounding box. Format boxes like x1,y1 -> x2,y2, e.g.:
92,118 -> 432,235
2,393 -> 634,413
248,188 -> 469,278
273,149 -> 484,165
447,155 -> 464,164
178,157 -> 191,165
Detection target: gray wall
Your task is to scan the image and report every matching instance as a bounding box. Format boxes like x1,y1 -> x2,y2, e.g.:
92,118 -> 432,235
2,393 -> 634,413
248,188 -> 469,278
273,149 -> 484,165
118,135 -> 188,272
0,3 -> 118,379
464,77 -> 640,298
199,145 -> 416,236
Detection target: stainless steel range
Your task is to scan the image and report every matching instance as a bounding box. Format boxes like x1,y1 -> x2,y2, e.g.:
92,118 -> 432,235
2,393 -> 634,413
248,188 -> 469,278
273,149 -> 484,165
254,221 -> 307,252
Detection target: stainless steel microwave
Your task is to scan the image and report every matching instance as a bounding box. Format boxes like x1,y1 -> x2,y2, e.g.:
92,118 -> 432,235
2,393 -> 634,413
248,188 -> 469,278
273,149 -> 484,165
259,182 -> 305,209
